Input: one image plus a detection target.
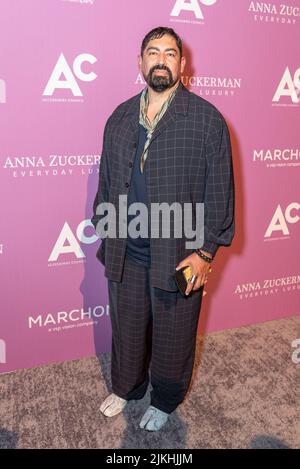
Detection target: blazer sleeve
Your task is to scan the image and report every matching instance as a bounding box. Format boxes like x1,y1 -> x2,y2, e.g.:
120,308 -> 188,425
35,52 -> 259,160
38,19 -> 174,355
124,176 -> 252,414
90,118 -> 112,238
201,112 -> 235,257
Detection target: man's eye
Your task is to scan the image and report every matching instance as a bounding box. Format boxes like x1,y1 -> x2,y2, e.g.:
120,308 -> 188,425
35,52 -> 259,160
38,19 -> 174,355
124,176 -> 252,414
167,53 -> 175,58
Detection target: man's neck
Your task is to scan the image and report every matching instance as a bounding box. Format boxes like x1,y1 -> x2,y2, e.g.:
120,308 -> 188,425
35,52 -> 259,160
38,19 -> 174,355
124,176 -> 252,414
147,80 -> 181,107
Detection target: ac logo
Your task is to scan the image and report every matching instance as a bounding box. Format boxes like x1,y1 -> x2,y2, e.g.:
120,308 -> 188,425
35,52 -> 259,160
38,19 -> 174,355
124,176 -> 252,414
43,53 -> 97,97
48,220 -> 97,261
272,67 -> 300,104
0,339 -> 6,364
265,203 -> 300,237
171,0 -> 217,19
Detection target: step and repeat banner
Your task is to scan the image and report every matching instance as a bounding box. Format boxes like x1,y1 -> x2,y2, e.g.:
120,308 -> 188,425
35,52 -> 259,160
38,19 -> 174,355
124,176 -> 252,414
0,0 -> 299,373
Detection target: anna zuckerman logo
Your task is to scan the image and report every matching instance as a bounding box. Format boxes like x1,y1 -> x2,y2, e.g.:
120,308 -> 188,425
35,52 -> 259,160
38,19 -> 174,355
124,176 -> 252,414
265,203 -> 300,237
171,0 -> 217,19
272,67 -> 300,104
43,53 -> 97,97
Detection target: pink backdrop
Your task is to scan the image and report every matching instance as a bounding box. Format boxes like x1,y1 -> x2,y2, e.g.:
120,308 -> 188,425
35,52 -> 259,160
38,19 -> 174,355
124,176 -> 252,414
0,0 -> 299,373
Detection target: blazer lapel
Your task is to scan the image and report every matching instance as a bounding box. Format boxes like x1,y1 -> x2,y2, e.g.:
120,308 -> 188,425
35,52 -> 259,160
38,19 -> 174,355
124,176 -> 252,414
124,92 -> 142,144
124,81 -> 189,147
147,81 -> 189,147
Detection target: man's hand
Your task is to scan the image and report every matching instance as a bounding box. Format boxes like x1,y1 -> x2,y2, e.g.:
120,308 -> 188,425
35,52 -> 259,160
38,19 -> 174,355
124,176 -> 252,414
175,251 -> 212,296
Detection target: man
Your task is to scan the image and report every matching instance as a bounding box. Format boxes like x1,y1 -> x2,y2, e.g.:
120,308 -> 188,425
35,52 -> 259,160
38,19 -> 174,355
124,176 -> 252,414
91,27 -> 235,431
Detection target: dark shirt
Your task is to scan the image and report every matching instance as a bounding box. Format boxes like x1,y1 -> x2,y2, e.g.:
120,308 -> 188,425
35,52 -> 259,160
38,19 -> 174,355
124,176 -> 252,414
126,124 -> 151,267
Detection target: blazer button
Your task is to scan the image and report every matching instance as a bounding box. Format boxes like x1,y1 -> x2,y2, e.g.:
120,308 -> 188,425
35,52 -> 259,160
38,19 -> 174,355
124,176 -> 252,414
133,143 -> 137,149
125,182 -> 129,188
128,161 -> 133,168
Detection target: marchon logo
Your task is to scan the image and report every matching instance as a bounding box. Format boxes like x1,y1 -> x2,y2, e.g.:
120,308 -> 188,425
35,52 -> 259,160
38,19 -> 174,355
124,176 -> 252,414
49,220 -> 96,262
43,53 -> 97,97
28,306 -> 109,330
170,0 -> 217,20
272,67 -> 300,104
0,339 -> 6,364
0,79 -> 6,103
265,203 -> 300,238
253,148 -> 300,168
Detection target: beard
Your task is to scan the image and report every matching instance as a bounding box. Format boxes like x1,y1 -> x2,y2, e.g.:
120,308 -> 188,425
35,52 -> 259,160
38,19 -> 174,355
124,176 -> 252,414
144,64 -> 177,93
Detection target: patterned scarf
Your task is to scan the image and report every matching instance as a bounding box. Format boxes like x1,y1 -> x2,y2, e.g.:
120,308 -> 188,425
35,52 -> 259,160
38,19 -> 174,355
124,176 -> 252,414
139,83 -> 179,173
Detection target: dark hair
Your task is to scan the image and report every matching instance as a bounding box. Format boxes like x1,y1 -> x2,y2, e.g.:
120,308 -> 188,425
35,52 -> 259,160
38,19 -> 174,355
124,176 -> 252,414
141,27 -> 183,58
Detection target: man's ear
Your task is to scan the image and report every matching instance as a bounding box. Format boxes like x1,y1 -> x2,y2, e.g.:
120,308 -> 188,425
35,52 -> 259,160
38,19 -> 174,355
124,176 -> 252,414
180,56 -> 186,74
138,54 -> 142,70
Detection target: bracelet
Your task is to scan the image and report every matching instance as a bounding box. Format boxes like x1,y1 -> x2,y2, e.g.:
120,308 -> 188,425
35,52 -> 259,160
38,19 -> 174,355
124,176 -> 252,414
194,249 -> 213,264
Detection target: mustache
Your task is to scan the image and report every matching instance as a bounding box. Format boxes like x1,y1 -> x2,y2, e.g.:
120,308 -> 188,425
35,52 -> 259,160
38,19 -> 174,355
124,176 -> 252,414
150,64 -> 172,75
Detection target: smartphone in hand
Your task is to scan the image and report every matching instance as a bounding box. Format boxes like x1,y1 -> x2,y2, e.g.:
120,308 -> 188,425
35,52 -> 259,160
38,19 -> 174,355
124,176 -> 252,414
174,265 -> 193,297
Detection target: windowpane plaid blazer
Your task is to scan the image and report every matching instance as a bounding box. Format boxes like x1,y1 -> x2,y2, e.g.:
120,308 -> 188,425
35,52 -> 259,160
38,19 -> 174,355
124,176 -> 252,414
91,81 -> 235,292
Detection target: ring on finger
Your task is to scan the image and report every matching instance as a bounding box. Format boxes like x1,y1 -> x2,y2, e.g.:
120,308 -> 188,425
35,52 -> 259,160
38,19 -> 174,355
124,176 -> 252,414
190,274 -> 197,285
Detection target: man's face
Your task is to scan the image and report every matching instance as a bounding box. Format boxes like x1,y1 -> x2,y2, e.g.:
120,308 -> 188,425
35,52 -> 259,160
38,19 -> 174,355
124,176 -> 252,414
139,34 -> 186,93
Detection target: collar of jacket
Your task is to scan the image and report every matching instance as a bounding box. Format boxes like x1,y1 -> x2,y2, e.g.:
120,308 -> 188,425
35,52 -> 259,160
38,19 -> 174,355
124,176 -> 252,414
123,80 -> 190,146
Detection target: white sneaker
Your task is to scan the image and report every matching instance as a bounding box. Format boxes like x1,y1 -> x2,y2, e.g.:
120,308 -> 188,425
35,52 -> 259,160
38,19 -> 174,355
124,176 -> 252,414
139,405 -> 169,431
99,393 -> 127,417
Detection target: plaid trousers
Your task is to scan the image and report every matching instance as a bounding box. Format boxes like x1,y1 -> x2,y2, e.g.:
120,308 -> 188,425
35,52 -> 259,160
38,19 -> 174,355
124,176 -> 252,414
108,252 -> 204,414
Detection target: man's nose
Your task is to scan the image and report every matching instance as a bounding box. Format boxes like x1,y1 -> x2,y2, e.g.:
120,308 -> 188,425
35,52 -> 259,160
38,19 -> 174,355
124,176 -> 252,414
157,53 -> 167,65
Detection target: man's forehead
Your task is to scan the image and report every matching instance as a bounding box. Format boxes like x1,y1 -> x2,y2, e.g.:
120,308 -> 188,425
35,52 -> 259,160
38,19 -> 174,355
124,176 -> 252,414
146,35 -> 178,50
